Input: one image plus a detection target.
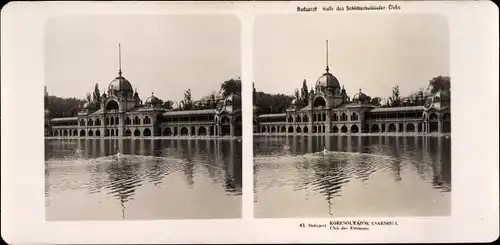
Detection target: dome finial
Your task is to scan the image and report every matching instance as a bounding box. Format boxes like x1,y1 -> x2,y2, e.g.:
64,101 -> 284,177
118,43 -> 122,77
325,40 -> 330,73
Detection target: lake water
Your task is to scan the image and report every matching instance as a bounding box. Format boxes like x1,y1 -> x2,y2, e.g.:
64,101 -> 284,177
45,139 -> 242,220
254,135 -> 451,218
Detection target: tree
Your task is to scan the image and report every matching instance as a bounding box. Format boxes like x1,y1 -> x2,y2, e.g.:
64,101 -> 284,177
162,100 -> 174,110
93,83 -> 101,104
181,89 -> 193,110
388,85 -> 401,107
44,86 -> 49,109
86,93 -> 92,103
253,82 -> 257,103
220,78 -> 241,97
46,95 -> 86,118
370,97 -> 382,106
209,93 -> 217,109
254,91 -> 294,114
300,79 -> 309,103
428,76 -> 450,94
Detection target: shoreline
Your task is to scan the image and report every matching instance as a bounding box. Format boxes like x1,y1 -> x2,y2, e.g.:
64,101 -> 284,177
45,136 -> 242,140
253,132 -> 451,137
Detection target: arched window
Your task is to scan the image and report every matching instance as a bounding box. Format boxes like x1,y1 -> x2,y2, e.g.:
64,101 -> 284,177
288,116 -> 293,122
80,119 -> 85,126
296,115 -> 301,122
134,129 -> 141,137
303,115 -> 309,122
88,118 -> 93,126
313,114 -> 317,122
341,113 -> 348,121
332,113 -> 338,121
134,116 -> 140,125
313,97 -> 326,107
144,116 -> 151,124
322,113 -> 326,121
115,117 -> 119,125
110,117 -> 114,125
351,112 -> 358,121
105,117 -> 109,126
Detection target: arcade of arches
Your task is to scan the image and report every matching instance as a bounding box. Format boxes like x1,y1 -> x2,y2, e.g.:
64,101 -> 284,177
256,110 -> 450,135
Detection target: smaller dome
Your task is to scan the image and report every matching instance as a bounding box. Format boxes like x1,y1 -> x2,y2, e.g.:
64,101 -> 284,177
144,92 -> 162,106
352,89 -> 370,102
225,94 -> 241,106
83,102 -> 90,109
44,109 -> 51,117
291,99 -> 298,105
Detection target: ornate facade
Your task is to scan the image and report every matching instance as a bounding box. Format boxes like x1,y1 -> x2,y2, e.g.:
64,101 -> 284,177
255,42 -> 450,135
45,47 -> 241,138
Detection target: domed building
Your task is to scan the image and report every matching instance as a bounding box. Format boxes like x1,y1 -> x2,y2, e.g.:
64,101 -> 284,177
255,40 -> 451,135
47,45 -> 241,138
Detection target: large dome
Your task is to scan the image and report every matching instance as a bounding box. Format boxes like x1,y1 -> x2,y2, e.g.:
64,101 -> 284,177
316,72 -> 340,88
108,76 -> 133,93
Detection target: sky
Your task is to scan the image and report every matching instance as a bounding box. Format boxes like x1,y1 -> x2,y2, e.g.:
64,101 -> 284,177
254,13 -> 449,99
45,15 -> 241,102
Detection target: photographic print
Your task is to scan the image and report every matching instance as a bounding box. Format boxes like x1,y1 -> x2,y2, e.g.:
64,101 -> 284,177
44,15 -> 242,220
2,1 -> 498,244
253,14 -> 451,218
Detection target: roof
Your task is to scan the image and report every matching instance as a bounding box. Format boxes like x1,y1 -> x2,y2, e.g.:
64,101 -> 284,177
51,117 -> 78,122
163,109 -> 216,116
370,106 -> 425,113
258,113 -> 286,118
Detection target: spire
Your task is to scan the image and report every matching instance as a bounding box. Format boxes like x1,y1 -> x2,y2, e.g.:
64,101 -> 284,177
325,40 -> 330,73
118,43 -> 122,77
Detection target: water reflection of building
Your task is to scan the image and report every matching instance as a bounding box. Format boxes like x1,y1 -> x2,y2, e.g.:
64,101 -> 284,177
45,45 -> 241,139
311,157 -> 349,215
104,160 -> 143,219
255,40 -> 450,135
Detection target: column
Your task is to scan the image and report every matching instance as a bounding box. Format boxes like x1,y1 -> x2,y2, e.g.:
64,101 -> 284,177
438,115 -> 443,133
326,111 -> 332,133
